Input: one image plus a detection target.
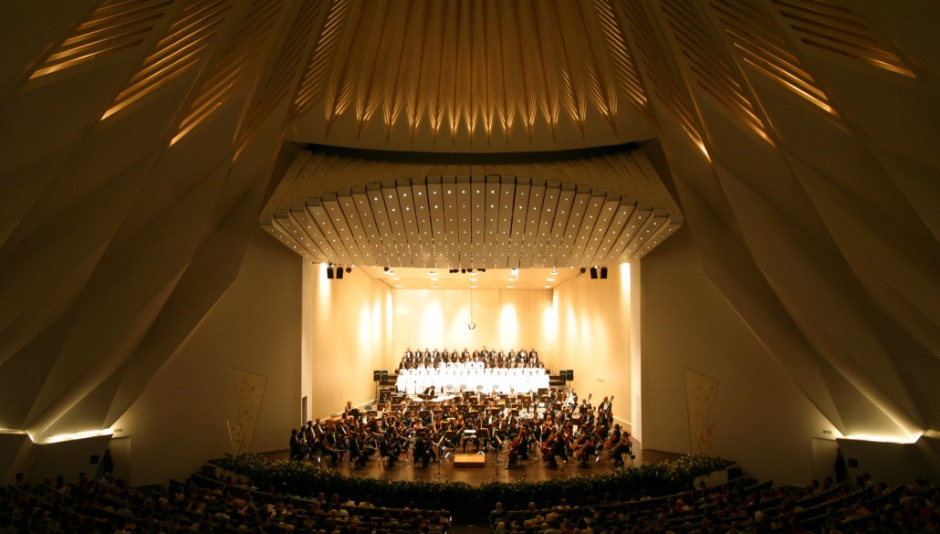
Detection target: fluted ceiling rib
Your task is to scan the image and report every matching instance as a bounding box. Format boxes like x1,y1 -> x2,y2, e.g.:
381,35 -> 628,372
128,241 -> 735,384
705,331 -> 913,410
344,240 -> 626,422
286,0 -> 656,151
0,0 -> 937,450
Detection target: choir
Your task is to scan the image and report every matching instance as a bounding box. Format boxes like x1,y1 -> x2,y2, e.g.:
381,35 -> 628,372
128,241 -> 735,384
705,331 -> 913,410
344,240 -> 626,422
396,347 -> 549,394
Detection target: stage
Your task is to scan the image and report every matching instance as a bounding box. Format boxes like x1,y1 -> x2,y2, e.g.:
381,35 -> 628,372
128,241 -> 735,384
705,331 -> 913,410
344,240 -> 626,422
261,447 -> 673,487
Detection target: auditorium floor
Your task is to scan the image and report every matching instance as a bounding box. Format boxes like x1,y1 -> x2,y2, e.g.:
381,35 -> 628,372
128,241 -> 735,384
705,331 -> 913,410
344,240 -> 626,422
259,447 -> 676,487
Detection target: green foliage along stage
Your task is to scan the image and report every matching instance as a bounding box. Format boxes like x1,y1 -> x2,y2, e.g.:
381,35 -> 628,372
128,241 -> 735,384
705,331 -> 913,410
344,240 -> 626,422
214,453 -> 729,518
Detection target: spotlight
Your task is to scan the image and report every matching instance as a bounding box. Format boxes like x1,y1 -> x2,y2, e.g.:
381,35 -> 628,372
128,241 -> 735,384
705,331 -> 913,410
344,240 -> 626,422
384,266 -> 390,272
336,267 -> 343,279
461,268 -> 466,274
345,267 -> 352,273
468,323 -> 476,330
326,267 -> 334,279
600,266 -> 608,279
580,267 -> 586,274
479,268 -> 486,272
590,267 -> 598,279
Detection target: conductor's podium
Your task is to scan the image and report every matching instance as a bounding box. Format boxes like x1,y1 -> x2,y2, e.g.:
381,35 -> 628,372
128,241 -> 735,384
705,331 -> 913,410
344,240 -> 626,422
452,453 -> 486,468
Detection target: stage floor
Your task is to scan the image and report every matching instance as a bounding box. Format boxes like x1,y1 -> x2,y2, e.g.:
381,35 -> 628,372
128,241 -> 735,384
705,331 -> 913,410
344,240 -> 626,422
260,447 -> 666,487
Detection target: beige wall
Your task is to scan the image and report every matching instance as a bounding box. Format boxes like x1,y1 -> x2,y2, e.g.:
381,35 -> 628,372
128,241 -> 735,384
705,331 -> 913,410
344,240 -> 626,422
390,289 -> 552,363
113,230 -> 302,486
552,266 -> 633,428
305,266 -> 393,418
639,227 -> 839,485
386,277 -> 633,423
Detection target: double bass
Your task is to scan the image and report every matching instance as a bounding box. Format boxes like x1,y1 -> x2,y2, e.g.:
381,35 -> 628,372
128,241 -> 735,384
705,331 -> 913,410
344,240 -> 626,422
507,430 -> 526,467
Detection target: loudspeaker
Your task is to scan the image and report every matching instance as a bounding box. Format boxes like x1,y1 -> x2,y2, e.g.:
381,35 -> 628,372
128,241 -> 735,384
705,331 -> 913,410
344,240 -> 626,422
381,370 -> 388,379
590,267 -> 598,279
600,267 -> 608,279
566,369 -> 575,381
373,370 -> 381,381
336,267 -> 343,279
326,267 -> 334,279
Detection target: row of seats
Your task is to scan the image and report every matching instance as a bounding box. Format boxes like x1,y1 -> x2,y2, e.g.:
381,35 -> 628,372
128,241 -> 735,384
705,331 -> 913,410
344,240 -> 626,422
488,475 -> 938,534
0,467 -> 452,534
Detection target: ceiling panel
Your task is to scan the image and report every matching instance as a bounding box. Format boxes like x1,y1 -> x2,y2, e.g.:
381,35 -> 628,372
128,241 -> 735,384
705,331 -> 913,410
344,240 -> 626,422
262,147 -> 683,275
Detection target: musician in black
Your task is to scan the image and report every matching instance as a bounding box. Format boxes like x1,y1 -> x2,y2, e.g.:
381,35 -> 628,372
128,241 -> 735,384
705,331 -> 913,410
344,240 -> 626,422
413,431 -> 437,468
321,429 -> 341,467
612,432 -> 634,466
548,429 -> 568,468
507,429 -> 530,467
289,429 -> 310,461
379,434 -> 400,467
597,396 -> 614,426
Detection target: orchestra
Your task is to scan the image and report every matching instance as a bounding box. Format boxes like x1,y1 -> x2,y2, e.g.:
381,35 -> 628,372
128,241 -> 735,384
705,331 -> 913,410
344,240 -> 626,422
288,386 -> 633,471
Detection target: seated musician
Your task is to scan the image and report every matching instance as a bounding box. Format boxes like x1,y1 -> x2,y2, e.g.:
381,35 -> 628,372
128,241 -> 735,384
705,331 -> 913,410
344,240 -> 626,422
612,431 -> 634,466
348,430 -> 368,467
539,424 -> 570,468
412,431 -> 436,468
379,432 -> 400,467
575,431 -> 597,467
289,428 -> 310,461
507,429 -> 530,467
321,427 -> 341,468
349,428 -> 376,467
604,424 -> 621,453
303,420 -> 316,456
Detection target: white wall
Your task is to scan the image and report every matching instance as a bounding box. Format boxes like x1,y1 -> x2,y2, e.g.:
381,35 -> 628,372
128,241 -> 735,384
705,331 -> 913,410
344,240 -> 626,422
305,265 -> 393,416
390,289 -> 553,366
639,227 -> 839,485
113,229 -> 302,486
553,266 -> 633,427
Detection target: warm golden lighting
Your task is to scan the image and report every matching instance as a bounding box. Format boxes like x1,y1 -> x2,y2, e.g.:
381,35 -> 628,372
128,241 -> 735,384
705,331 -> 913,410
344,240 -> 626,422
499,303 -> 519,343
37,428 -> 113,445
842,432 -> 924,445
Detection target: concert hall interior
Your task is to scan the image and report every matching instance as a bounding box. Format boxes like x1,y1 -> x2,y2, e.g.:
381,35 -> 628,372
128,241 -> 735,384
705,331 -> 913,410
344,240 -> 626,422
1,0 -> 939,492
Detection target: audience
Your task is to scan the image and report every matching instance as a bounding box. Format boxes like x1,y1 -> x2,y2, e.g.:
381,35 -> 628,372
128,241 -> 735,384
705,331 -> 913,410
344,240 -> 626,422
3,461 -> 937,534
0,469 -> 452,534
486,474 -> 939,534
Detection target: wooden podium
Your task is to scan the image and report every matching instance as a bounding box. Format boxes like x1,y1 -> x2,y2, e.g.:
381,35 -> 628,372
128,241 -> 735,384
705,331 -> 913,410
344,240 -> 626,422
453,453 -> 486,468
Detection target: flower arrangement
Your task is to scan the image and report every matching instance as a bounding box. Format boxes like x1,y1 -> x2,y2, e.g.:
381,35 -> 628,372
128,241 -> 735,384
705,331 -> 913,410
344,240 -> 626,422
214,453 -> 728,518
